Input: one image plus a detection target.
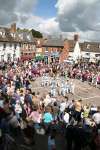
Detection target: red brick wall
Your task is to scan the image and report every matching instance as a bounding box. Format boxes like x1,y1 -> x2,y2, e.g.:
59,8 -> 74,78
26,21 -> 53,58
59,40 -> 69,63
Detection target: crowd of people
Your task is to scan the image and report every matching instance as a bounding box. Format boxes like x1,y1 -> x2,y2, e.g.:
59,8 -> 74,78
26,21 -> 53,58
66,62 -> 100,88
0,60 -> 100,150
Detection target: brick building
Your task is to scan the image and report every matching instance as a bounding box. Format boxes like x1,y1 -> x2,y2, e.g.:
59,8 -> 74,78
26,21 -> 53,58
41,38 -> 69,63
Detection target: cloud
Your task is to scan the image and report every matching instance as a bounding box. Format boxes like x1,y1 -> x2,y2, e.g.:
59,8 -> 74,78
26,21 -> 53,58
0,0 -> 59,36
0,0 -> 38,25
1,0 -> 100,41
37,18 -> 60,35
18,15 -> 44,29
56,0 -> 100,32
0,0 -> 18,25
16,0 -> 38,14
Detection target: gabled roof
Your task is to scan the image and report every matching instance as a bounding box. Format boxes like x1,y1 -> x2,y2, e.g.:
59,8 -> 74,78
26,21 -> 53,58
42,38 -> 64,47
17,30 -> 34,43
80,42 -> 100,53
0,27 -> 21,43
0,26 -> 35,44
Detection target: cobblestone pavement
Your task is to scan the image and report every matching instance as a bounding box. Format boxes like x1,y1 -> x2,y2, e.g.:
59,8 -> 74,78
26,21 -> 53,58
31,77 -> 100,106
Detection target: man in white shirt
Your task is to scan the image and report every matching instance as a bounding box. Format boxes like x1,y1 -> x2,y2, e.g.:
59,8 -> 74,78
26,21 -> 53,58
60,100 -> 67,112
44,94 -> 52,106
63,111 -> 70,124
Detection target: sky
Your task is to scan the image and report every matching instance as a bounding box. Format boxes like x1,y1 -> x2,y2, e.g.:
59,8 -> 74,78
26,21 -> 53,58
0,0 -> 100,41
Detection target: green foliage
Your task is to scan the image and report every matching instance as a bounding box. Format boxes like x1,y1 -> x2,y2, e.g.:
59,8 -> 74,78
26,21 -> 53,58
31,29 -> 43,38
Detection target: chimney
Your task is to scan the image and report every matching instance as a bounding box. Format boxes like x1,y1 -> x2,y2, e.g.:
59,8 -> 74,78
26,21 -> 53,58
10,23 -> 16,33
74,34 -> 79,41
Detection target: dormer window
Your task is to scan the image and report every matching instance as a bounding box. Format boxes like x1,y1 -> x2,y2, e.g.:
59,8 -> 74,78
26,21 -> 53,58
86,53 -> 90,56
27,35 -> 31,41
0,31 -> 2,36
87,44 -> 90,49
37,40 -> 40,45
11,33 -> 13,37
14,44 -> 17,49
19,34 -> 23,40
2,32 -> 5,38
11,33 -> 15,38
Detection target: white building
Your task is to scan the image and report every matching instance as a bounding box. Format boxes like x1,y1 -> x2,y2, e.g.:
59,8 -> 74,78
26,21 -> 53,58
0,42 -> 21,62
68,36 -> 100,62
0,23 -> 36,62
80,42 -> 100,61
0,25 -> 21,62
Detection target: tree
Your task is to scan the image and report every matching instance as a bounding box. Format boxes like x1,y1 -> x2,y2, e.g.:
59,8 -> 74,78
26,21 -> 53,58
31,29 -> 43,38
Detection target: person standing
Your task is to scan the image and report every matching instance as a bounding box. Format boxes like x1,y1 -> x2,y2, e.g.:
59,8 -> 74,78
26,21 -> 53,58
48,130 -> 56,150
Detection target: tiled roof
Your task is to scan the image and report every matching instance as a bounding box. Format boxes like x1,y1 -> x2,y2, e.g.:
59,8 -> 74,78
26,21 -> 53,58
42,38 -> 64,47
68,40 -> 100,53
0,27 -> 35,43
17,31 -> 34,43
80,42 -> 100,53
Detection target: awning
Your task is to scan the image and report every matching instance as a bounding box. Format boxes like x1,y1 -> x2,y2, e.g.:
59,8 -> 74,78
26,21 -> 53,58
35,55 -> 44,61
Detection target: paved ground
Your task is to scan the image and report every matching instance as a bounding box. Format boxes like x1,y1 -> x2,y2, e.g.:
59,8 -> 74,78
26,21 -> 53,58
31,77 -> 100,106
34,133 -> 66,150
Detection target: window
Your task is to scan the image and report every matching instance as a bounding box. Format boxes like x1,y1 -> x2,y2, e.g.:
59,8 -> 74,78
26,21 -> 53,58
95,54 -> 100,57
19,34 -> 23,40
87,44 -> 90,49
3,43 -> 6,49
14,44 -> 17,49
13,54 -> 16,60
45,47 -> 48,52
9,43 -> 12,47
19,43 -> 21,47
2,32 -> 5,38
27,35 -> 31,40
0,31 -> 2,36
7,54 -> 11,61
1,55 -> 4,61
37,40 -> 40,45
86,53 -> 90,56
